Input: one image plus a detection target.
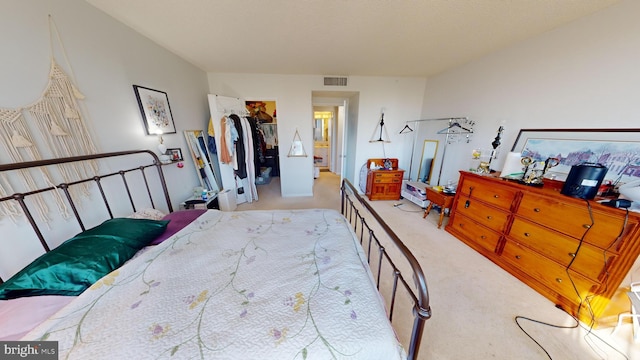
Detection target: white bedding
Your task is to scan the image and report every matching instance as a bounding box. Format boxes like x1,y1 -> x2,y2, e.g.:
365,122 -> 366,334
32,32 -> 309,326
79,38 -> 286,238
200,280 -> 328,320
24,209 -> 405,359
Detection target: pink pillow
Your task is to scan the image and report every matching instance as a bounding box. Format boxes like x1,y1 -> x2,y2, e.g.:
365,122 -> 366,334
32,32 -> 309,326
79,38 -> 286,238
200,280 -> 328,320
150,209 -> 207,245
0,295 -> 74,340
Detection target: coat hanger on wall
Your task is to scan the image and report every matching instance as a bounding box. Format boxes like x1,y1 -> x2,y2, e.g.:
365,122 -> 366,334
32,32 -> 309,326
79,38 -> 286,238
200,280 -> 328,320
399,123 -> 413,134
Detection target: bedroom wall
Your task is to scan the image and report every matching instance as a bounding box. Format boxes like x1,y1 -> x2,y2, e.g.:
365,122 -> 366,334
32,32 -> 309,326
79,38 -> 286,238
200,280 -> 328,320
0,0 -> 211,278
207,73 -> 426,196
420,0 -> 640,187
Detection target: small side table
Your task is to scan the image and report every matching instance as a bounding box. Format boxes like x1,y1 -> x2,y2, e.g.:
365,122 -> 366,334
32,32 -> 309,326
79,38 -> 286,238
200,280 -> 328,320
423,187 -> 455,229
180,192 -> 219,210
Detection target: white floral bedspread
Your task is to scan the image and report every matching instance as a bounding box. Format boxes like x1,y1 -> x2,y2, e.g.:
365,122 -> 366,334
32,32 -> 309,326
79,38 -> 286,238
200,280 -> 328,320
25,209 -> 406,360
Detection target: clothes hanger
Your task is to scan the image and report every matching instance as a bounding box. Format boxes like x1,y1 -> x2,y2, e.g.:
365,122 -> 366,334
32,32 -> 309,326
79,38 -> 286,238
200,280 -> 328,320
399,124 -> 413,134
437,120 -> 473,134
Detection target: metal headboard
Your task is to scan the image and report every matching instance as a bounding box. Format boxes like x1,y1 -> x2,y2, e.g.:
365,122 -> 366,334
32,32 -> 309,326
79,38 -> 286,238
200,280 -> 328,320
340,179 -> 431,360
0,150 -> 172,264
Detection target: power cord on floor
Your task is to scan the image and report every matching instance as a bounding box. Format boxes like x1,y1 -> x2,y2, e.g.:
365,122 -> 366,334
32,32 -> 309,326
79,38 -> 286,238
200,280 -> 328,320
515,304 -> 630,360
514,200 -> 630,360
391,202 -> 423,212
514,306 -> 579,360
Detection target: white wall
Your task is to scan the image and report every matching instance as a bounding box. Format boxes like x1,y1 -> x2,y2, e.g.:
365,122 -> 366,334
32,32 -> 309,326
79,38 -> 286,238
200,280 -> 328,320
0,0 -> 211,278
207,73 -> 426,196
421,0 -> 640,186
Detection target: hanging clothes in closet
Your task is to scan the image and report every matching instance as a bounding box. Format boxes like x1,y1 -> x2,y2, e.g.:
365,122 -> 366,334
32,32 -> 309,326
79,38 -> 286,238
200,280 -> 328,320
220,113 -> 259,203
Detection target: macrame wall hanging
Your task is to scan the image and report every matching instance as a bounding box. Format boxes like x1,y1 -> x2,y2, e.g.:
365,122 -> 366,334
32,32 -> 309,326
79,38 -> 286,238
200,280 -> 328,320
0,15 -> 99,225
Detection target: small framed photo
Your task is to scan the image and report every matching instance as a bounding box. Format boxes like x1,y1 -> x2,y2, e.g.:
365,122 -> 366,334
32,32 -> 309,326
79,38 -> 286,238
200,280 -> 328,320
133,85 -> 176,135
167,148 -> 183,161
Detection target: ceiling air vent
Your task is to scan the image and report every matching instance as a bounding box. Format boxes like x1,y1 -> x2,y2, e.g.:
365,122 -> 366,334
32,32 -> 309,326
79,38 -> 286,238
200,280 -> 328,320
324,76 -> 348,86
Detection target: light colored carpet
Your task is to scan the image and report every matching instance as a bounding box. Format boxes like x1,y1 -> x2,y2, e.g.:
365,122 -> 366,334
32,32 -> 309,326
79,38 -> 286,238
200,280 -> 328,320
238,172 -> 640,360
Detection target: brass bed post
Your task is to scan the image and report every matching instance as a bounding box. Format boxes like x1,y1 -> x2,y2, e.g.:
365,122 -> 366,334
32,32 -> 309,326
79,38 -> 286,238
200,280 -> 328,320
118,170 -> 137,213
58,183 -> 86,232
139,166 -> 156,210
11,193 -> 50,253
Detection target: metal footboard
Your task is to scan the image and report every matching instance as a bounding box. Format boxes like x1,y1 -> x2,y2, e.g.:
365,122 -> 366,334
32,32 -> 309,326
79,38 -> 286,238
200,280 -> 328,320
341,179 -> 431,360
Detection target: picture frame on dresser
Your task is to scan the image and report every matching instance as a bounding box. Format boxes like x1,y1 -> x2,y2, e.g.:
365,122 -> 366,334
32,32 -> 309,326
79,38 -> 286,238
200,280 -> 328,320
511,128 -> 640,183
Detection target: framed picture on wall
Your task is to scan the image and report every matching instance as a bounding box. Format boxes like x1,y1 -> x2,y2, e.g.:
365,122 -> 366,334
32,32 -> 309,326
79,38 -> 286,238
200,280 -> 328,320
511,128 -> 640,183
133,85 -> 176,135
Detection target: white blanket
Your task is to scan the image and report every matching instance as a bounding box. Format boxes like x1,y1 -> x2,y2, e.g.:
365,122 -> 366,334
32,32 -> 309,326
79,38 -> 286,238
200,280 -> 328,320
25,209 -> 406,359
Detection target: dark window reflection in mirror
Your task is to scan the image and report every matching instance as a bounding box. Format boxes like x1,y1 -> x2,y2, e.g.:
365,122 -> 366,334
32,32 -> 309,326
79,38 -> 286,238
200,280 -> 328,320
184,130 -> 221,192
418,140 -> 439,184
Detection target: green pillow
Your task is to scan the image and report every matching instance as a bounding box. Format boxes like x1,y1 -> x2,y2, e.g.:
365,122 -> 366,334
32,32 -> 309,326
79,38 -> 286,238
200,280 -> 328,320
0,218 -> 168,300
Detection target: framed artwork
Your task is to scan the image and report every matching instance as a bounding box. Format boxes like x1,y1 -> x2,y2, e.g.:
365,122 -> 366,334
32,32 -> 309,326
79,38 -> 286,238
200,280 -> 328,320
167,148 -> 183,161
133,85 -> 176,135
511,128 -> 640,183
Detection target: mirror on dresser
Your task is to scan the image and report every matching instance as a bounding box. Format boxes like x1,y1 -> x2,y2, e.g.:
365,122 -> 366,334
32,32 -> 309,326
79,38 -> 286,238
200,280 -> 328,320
183,130 -> 221,193
417,140 -> 439,184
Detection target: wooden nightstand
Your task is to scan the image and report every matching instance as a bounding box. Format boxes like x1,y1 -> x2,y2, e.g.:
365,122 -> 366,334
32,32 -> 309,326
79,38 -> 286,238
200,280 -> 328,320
365,158 -> 405,201
423,187 -> 455,228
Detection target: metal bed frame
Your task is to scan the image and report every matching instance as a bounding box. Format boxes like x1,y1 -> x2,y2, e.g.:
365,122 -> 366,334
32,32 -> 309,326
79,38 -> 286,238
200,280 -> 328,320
341,179 -> 431,360
0,150 -> 172,259
0,150 -> 431,359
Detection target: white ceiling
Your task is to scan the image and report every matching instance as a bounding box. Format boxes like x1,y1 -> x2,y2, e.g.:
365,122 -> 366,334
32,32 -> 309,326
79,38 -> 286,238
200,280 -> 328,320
85,0 -> 619,77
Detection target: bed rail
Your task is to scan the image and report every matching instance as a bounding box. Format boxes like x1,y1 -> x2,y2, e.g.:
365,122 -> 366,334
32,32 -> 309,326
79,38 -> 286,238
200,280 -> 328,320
341,178 -> 431,360
0,150 -> 172,263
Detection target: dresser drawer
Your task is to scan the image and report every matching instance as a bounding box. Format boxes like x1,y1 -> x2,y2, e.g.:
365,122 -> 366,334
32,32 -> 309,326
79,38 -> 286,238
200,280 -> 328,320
453,195 -> 511,233
508,217 -> 613,282
373,171 -> 403,183
517,192 -> 631,250
448,214 -> 501,253
458,176 -> 518,211
502,240 -> 597,301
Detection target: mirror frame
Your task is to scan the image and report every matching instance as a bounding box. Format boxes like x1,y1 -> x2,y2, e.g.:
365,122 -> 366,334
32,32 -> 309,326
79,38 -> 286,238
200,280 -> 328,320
184,130 -> 220,192
417,140 -> 439,184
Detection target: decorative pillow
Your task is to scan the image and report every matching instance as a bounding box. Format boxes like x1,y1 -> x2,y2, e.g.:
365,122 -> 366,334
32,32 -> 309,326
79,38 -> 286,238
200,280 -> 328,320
150,209 -> 207,245
127,208 -> 166,221
0,218 -> 168,300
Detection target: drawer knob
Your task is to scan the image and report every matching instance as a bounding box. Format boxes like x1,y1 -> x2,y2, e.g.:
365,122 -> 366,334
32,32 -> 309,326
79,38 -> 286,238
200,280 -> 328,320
524,232 -> 530,237
568,252 -> 576,258
459,223 -> 464,228
515,255 -> 521,259
493,194 -> 500,198
533,208 -> 541,212
556,278 -> 563,283
583,224 -> 591,229
480,235 -> 486,239
486,215 -> 493,220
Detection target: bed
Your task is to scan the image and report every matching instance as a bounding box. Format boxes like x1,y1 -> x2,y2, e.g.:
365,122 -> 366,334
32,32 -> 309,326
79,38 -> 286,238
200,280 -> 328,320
0,150 -> 431,359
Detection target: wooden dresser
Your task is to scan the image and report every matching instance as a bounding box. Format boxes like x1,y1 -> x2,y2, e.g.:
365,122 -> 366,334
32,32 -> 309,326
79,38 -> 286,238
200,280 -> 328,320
365,158 -> 404,201
445,171 -> 640,325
